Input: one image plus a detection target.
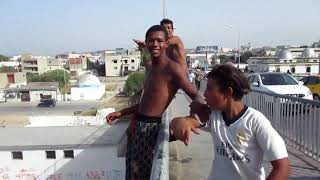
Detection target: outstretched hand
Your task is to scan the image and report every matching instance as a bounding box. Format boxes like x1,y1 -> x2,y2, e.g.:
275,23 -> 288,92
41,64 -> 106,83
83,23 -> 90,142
133,39 -> 145,48
105,111 -> 122,125
170,117 -> 200,145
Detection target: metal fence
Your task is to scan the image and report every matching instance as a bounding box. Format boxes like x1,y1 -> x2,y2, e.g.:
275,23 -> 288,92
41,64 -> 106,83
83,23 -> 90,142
150,110 -> 170,180
243,89 -> 320,161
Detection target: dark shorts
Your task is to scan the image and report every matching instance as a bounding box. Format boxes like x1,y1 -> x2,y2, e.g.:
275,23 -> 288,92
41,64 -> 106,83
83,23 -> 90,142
125,113 -> 162,180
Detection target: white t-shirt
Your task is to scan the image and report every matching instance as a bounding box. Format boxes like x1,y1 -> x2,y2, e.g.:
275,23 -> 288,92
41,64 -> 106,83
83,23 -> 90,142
208,106 -> 288,180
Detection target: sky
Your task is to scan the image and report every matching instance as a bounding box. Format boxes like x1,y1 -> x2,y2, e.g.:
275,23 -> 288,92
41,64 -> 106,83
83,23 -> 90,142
1,0 -> 320,56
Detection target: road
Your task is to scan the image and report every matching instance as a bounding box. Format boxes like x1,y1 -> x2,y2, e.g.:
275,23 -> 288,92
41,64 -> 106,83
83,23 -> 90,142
0,100 -> 100,116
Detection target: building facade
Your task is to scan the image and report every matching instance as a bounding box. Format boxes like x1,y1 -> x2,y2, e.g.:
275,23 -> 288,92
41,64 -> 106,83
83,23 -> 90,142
0,72 -> 27,89
21,55 -> 49,75
103,49 -> 141,76
248,48 -> 320,75
5,82 -> 59,102
0,125 -> 126,180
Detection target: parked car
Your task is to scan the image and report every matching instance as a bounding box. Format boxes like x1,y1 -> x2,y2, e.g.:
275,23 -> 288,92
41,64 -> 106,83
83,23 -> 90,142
300,75 -> 320,101
37,99 -> 56,107
248,72 -> 313,100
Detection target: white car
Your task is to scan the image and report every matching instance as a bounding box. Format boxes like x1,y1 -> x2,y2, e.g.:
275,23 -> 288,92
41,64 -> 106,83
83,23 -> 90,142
248,72 -> 313,100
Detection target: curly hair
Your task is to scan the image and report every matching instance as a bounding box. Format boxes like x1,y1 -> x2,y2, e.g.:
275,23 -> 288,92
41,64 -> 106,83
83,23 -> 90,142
207,64 -> 250,100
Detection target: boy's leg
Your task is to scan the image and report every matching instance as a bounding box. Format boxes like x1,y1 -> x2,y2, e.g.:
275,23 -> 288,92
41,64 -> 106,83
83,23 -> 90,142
131,121 -> 161,180
125,133 -> 132,180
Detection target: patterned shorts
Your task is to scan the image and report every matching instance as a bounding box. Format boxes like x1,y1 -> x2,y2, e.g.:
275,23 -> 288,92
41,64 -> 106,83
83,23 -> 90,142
125,114 -> 161,180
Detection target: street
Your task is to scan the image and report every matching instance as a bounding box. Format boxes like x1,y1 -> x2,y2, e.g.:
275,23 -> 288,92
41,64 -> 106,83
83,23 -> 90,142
0,100 -> 100,116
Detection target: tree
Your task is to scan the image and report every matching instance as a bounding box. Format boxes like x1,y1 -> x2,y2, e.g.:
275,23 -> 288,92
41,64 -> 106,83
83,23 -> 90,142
123,72 -> 145,96
0,66 -> 16,72
86,59 -> 105,76
87,58 -> 95,70
26,69 -> 70,90
218,55 -> 232,64
140,48 -> 151,67
0,54 -> 10,62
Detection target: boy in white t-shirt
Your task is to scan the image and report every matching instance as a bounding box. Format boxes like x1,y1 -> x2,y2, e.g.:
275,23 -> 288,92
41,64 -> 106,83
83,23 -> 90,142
170,64 -> 290,180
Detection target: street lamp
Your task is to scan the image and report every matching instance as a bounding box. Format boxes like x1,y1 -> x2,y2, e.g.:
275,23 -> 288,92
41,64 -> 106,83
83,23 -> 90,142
162,0 -> 166,19
225,25 -> 241,68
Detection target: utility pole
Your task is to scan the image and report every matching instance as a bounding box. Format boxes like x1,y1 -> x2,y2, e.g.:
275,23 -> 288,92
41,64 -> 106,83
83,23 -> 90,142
162,0 -> 166,19
238,32 -> 241,68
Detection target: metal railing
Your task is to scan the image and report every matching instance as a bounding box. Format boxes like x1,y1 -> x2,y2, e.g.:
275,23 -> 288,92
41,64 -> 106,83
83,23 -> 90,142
150,110 -> 170,180
243,89 -> 320,161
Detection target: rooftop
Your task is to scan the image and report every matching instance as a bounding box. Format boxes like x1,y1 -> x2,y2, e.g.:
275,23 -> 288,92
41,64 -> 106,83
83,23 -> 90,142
0,121 -> 128,151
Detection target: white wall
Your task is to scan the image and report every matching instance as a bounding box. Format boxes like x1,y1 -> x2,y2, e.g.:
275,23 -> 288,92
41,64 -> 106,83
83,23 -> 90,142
0,147 -> 125,180
30,91 -> 58,102
268,64 -> 319,74
70,85 -> 105,101
26,116 -> 107,127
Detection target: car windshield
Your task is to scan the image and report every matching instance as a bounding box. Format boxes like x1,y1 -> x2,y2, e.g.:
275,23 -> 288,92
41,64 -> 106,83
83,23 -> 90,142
260,74 -> 298,85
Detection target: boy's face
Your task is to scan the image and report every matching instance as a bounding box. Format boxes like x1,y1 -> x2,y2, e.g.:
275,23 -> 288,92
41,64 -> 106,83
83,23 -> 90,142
163,23 -> 173,38
204,78 -> 228,110
146,31 -> 168,58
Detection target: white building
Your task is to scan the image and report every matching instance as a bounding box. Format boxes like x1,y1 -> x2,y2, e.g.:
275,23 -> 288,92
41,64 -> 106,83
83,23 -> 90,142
248,48 -> 320,75
0,61 -> 20,69
0,123 -> 127,180
187,53 -> 215,69
103,50 -> 141,76
70,73 -> 105,100
5,82 -> 60,102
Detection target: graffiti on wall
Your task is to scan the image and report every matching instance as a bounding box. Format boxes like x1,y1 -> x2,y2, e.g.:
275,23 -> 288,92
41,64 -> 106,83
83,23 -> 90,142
0,168 -> 124,180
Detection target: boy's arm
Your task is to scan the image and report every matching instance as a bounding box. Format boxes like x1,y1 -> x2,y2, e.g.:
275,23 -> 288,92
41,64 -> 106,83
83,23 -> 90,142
267,158 -> 290,180
106,104 -> 139,125
119,103 -> 140,116
170,63 -> 205,103
169,36 -> 187,68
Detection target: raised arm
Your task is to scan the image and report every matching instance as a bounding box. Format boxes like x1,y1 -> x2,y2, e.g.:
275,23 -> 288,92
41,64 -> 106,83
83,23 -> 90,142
169,36 -> 187,70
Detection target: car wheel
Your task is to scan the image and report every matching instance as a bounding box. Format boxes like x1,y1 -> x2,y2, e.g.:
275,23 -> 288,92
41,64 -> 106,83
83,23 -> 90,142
314,94 -> 320,101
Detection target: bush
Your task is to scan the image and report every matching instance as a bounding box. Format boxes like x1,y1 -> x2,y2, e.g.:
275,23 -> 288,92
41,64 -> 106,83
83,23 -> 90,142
123,72 -> 145,96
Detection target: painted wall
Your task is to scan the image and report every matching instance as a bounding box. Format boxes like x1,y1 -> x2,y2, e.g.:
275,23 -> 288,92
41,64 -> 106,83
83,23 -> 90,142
0,147 -> 125,180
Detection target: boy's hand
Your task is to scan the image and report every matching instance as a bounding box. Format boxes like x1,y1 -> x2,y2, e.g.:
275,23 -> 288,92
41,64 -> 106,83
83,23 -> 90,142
133,39 -> 145,48
170,117 -> 200,145
106,111 -> 122,125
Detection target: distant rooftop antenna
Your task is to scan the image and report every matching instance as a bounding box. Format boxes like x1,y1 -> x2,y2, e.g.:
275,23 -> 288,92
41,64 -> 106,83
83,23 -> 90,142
162,0 -> 166,18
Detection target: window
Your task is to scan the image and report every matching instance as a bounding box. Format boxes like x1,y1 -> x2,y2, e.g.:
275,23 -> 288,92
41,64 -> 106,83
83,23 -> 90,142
124,60 -> 128,64
260,73 -> 298,85
291,67 -> 296,73
113,60 -> 117,63
131,66 -> 135,69
307,77 -> 319,85
64,150 -> 74,158
300,77 -> 309,85
114,67 -> 117,70
131,59 -> 135,63
12,151 -> 23,160
253,75 -> 260,83
46,151 -> 56,159
306,67 -> 311,73
248,76 -> 254,83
